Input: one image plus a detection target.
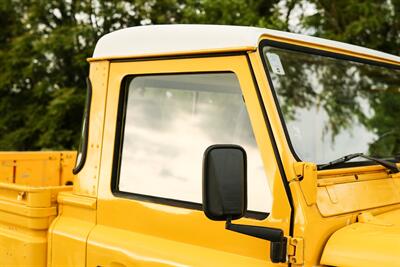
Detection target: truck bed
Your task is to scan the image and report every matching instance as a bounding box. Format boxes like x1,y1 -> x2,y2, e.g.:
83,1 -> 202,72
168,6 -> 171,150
0,151 -> 76,266
0,151 -> 76,186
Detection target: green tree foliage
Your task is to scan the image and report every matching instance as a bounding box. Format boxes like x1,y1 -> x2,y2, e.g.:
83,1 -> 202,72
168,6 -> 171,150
0,0 -> 284,151
304,0 -> 399,54
300,0 -> 400,157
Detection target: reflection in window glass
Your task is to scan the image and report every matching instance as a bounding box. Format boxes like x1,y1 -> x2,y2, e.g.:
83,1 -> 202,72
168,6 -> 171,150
118,73 -> 272,212
263,46 -> 400,164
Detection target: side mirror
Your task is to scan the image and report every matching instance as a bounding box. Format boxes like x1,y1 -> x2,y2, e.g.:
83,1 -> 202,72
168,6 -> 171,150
202,144 -> 287,264
202,144 -> 247,221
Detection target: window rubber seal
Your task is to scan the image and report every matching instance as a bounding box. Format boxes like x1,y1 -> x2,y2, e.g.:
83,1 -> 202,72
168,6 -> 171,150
73,77 -> 92,175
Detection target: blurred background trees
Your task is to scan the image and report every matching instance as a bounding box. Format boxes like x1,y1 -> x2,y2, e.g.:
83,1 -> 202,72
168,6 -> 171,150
0,0 -> 398,151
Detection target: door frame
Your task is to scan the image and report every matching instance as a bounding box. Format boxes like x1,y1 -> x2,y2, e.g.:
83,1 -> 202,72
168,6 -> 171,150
88,52 -> 292,267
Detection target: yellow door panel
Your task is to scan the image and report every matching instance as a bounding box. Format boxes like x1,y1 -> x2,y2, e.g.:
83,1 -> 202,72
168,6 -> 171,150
88,224 -> 276,267
88,54 -> 291,266
49,192 -> 97,267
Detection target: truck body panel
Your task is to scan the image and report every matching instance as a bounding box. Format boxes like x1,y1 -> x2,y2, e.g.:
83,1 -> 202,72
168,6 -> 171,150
0,151 -> 76,186
49,192 -> 96,267
0,151 -> 75,266
321,209 -> 400,267
72,60 -> 109,198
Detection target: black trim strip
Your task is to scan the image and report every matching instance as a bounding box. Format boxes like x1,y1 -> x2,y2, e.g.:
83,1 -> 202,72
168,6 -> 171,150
73,77 -> 92,175
114,191 -> 268,220
245,55 -> 295,238
317,158 -> 400,171
259,39 -> 400,167
110,51 -> 249,63
258,43 -> 301,162
261,40 -> 400,70
111,69 -> 270,221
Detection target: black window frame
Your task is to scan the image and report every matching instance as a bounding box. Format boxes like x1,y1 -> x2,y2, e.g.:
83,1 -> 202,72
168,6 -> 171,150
259,39 -> 400,169
73,77 -> 92,175
111,71 -> 270,220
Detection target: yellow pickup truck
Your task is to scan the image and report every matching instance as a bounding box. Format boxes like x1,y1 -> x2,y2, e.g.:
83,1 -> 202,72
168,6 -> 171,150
1,24 -> 400,267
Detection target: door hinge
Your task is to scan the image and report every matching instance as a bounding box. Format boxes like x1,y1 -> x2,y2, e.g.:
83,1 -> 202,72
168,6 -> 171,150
287,237 -> 304,265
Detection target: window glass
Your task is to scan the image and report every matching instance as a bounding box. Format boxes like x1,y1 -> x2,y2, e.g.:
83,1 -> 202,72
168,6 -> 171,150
262,45 -> 400,164
118,73 -> 272,212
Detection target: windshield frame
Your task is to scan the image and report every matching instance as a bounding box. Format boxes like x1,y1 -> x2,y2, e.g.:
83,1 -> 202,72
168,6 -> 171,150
259,39 -> 400,169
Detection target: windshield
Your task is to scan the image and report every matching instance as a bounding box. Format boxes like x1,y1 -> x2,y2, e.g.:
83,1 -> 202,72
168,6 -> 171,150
261,44 -> 400,165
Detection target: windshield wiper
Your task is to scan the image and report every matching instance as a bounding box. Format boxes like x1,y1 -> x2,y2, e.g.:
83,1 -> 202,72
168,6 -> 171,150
318,152 -> 400,173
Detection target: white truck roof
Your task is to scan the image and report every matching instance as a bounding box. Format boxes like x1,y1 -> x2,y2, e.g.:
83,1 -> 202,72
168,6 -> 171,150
93,24 -> 400,63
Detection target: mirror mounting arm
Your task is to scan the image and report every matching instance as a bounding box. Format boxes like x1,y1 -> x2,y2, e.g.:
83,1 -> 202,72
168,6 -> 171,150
225,218 -> 283,241
226,218 -> 287,263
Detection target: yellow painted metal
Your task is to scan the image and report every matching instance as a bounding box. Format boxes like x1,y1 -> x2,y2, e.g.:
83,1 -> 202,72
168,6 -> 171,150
0,182 -> 71,266
321,209 -> 400,267
317,169 -> 390,186
60,151 -> 77,185
250,35 -> 400,267
88,224 -> 274,267
0,151 -> 76,186
73,60 -> 109,197
292,162 -> 317,206
0,151 -> 76,266
47,61 -> 105,266
247,51 -> 296,221
261,33 -> 400,66
317,178 -> 400,216
287,237 -> 304,265
89,54 -> 291,266
48,191 -> 97,267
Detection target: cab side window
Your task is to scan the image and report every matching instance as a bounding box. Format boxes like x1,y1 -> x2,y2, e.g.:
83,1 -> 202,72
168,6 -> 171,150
115,73 -> 272,213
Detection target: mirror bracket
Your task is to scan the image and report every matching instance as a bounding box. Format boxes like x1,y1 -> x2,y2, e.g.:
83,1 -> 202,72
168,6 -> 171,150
225,219 -> 287,263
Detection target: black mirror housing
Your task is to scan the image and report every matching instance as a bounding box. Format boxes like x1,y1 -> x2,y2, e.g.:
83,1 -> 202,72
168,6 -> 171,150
202,144 -> 247,221
202,145 -> 287,263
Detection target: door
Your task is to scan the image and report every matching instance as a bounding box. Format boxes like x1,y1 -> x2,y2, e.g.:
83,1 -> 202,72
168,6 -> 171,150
87,53 -> 292,266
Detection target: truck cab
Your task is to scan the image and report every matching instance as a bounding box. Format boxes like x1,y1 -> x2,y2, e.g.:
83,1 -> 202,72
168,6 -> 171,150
2,24 -> 400,267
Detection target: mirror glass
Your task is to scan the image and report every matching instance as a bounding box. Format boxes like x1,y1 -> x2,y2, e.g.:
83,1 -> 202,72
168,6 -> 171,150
203,145 -> 247,221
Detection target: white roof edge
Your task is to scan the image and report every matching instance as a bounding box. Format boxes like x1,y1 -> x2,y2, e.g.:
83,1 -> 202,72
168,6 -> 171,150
93,24 -> 400,63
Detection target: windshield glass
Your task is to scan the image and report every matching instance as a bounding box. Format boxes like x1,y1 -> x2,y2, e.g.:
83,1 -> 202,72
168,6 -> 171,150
261,44 -> 400,164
